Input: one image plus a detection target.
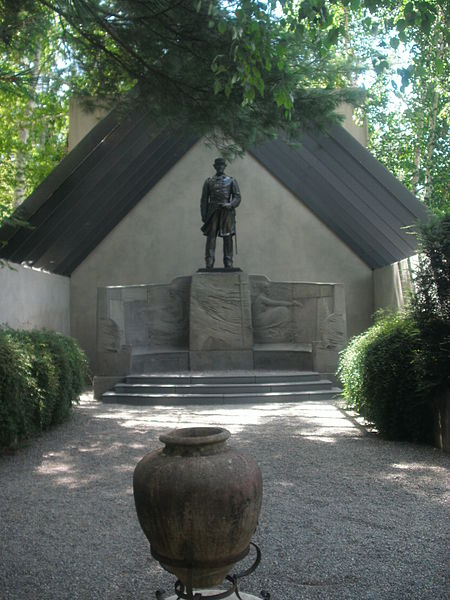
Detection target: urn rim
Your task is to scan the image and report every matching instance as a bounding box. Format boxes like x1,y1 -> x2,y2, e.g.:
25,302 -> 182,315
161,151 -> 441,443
159,426 -> 231,447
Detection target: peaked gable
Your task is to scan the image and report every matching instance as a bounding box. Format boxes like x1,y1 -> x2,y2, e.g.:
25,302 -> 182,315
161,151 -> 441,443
250,127 -> 428,268
0,109 -> 428,274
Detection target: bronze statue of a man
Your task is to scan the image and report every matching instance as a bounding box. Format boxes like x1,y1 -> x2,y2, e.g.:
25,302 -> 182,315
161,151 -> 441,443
201,158 -> 241,269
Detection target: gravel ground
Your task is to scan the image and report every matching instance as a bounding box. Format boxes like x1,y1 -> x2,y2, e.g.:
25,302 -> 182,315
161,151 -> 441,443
0,393 -> 449,600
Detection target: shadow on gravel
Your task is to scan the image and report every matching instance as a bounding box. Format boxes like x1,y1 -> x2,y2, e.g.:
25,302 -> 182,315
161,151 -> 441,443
0,396 -> 448,600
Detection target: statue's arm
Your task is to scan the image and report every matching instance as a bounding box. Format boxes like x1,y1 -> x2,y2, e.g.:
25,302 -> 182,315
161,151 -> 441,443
229,178 -> 241,208
261,296 -> 286,307
262,295 -> 302,308
200,179 -> 209,222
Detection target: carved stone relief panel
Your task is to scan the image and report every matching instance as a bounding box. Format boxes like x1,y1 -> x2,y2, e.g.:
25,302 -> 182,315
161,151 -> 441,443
146,278 -> 190,349
316,283 -> 347,350
97,275 -> 347,376
190,272 -> 253,351
97,287 -> 126,353
97,278 -> 190,364
250,276 -> 334,345
96,287 -> 132,376
97,317 -> 121,353
124,300 -> 149,347
251,280 -> 300,344
319,312 -> 347,349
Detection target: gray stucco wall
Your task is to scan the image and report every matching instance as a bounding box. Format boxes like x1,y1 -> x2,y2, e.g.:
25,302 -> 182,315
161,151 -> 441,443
373,257 -> 416,313
0,262 -> 70,334
68,98 -> 110,152
70,141 -> 373,368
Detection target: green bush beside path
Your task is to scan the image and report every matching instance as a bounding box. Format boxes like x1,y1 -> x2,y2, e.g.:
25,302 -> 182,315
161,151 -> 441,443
338,213 -> 449,444
0,329 -> 89,448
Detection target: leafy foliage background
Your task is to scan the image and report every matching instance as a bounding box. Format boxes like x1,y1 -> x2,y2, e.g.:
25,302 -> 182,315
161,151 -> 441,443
0,1 -> 448,225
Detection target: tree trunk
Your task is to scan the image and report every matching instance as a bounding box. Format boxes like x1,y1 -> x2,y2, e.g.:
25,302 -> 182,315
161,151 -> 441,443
411,110 -> 424,196
422,21 -> 445,203
423,88 -> 440,203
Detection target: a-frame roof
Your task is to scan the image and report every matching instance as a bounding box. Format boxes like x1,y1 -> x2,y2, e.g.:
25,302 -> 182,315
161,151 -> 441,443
0,108 -> 428,275
251,128 -> 429,268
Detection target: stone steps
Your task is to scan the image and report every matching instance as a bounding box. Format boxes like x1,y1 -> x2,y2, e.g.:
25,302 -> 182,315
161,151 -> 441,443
101,371 -> 341,406
127,371 -> 321,384
113,380 -> 332,395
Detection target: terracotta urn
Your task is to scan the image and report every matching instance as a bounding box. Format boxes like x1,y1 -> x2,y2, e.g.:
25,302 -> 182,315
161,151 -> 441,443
133,426 -> 262,588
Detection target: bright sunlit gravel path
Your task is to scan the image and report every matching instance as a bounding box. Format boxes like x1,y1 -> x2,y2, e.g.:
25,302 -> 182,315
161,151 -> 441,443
1,392 -> 449,599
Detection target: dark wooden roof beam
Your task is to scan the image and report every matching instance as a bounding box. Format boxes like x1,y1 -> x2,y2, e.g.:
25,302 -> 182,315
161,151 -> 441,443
327,126 -> 429,221
250,141 -> 391,268
297,136 -> 416,257
8,114 -> 153,265
52,131 -> 197,275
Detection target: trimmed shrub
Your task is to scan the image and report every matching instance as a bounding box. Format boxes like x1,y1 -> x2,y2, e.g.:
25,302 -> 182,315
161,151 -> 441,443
338,212 -> 449,445
410,214 -> 450,398
0,329 -> 89,448
338,312 -> 433,443
0,331 -> 39,446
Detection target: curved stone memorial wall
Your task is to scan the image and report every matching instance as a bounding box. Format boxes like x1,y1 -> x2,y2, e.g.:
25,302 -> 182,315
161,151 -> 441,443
95,272 -> 346,381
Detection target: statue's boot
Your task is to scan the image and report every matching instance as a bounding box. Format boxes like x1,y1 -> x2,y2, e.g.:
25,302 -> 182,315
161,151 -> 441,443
223,236 -> 233,269
205,240 -> 215,269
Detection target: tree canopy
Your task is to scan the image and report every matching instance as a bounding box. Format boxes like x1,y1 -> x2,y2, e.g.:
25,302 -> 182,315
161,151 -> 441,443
0,0 -> 448,224
1,1 -> 362,144
349,0 -> 449,213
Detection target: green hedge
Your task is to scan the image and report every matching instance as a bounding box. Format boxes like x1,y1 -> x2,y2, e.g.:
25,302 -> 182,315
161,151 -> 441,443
338,212 -> 449,444
0,329 -> 89,448
338,312 -> 434,443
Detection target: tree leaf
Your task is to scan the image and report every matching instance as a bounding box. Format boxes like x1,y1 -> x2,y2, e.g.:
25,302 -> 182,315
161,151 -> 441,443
390,37 -> 400,50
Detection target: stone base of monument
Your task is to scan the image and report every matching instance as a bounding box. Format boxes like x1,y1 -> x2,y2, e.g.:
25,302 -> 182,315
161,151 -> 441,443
101,370 -> 341,404
190,349 -> 254,371
131,347 -> 190,372
93,374 -> 125,398
189,271 -> 253,371
95,271 -> 347,394
253,342 -> 313,370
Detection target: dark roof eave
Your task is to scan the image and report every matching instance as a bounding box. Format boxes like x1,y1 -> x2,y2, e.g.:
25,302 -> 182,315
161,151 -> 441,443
0,112 -> 430,274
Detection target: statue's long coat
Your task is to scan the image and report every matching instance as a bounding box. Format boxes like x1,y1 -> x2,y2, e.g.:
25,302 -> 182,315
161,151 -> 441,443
201,174 -> 241,237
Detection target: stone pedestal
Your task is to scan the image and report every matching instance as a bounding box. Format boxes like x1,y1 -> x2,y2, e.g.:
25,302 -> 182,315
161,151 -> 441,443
94,272 -> 347,392
189,271 -> 254,370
